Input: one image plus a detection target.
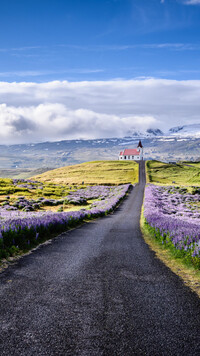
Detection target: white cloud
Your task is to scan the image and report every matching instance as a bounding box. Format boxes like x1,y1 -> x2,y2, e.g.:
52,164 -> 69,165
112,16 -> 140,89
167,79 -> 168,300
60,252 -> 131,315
0,79 -> 200,144
182,0 -> 200,4
0,69 -> 104,78
59,43 -> 200,51
1,43 -> 199,55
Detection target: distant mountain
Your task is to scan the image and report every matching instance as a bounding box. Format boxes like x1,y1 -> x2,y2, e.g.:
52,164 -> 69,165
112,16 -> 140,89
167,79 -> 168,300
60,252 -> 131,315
169,124 -> 200,137
0,125 -> 200,174
127,128 -> 163,137
146,128 -> 163,136
129,123 -> 200,138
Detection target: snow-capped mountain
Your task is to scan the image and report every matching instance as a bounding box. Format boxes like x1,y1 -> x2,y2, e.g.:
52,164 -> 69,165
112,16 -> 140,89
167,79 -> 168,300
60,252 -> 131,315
129,124 -> 200,138
127,128 -> 163,137
169,124 -> 200,137
146,128 -> 163,136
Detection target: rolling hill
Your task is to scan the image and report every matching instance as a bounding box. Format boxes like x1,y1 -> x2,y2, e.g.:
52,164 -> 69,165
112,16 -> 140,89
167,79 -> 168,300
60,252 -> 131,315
32,160 -> 139,185
146,160 -> 200,186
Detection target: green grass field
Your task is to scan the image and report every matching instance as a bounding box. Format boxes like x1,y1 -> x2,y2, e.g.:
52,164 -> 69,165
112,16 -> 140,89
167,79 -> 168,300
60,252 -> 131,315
32,161 -> 139,185
146,160 -> 200,186
181,161 -> 200,168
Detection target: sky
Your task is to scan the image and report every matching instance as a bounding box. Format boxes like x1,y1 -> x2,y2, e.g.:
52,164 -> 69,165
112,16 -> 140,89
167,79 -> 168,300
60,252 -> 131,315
1,0 -> 200,143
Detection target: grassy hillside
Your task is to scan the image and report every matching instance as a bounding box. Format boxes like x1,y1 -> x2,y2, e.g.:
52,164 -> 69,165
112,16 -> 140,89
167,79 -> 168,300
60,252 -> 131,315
32,161 -> 139,185
146,160 -> 200,185
181,161 -> 200,168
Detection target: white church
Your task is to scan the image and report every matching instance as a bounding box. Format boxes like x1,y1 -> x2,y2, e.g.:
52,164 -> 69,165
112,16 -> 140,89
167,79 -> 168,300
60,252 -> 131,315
118,140 -> 143,161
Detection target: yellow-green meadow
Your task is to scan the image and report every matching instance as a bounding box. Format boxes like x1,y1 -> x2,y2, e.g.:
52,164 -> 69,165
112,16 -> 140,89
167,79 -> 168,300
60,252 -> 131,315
32,160 -> 139,185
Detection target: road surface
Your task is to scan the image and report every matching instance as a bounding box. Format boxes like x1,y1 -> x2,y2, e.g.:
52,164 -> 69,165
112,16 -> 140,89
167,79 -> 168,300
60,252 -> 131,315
0,161 -> 200,355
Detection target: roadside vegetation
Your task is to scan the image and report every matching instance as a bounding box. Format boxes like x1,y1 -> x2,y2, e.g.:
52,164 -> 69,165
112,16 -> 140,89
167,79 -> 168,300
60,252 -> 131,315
143,160 -> 200,295
141,209 -> 200,297
32,160 -> 139,185
146,160 -> 200,186
143,184 -> 200,269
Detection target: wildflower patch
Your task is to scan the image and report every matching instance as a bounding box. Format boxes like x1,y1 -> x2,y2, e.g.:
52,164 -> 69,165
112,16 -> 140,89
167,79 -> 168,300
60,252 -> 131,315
0,184 -> 131,260
144,185 -> 200,269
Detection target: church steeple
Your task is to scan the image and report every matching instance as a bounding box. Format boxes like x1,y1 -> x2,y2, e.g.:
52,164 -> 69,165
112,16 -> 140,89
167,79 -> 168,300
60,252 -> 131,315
137,140 -> 143,148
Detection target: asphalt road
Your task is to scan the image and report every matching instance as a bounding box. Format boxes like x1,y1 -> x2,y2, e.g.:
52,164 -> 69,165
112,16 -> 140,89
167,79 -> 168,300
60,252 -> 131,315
0,161 -> 200,355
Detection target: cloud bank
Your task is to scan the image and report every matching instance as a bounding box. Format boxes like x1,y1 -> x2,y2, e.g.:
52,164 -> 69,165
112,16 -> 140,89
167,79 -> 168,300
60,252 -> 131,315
0,79 -> 200,144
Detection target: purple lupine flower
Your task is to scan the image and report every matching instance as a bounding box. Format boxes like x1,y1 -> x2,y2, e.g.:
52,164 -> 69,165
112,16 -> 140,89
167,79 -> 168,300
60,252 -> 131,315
144,184 -> 200,258
0,184 -> 131,251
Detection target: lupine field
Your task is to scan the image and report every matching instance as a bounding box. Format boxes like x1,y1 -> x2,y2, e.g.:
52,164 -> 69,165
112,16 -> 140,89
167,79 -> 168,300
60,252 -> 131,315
144,184 -> 200,268
0,177 -> 131,259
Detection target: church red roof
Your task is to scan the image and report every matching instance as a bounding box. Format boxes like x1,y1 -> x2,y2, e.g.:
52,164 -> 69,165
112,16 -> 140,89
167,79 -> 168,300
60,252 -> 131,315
120,149 -> 140,156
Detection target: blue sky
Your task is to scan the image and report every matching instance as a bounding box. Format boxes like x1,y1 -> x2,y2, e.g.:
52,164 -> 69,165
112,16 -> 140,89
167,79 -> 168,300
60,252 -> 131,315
1,0 -> 200,82
1,0 -> 200,144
